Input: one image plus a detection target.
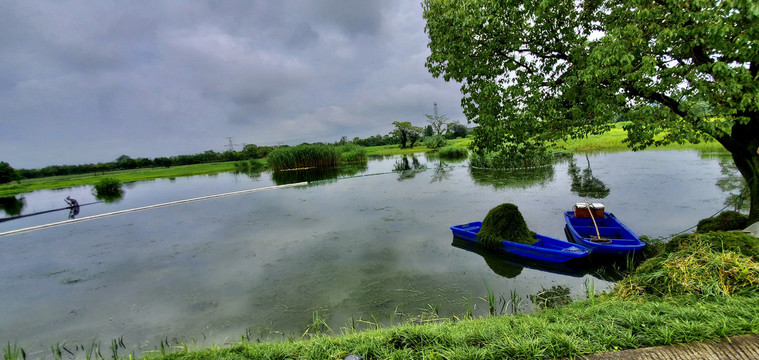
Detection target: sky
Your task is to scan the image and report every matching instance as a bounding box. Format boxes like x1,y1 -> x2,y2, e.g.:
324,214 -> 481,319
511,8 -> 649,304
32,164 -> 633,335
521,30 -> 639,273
0,1 -> 465,169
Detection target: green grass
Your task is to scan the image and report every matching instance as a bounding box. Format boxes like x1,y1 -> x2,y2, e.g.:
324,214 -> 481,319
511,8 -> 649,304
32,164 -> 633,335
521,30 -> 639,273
5,297 -> 756,360
0,161 -> 266,197
366,137 -> 472,156
553,123 -> 727,153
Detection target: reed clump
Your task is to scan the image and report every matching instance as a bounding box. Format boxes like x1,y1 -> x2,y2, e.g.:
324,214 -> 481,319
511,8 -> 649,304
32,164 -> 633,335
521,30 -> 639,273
477,203 -> 535,248
267,144 -> 368,172
438,146 -> 468,159
613,232 -> 759,299
336,143 -> 367,163
267,144 -> 341,171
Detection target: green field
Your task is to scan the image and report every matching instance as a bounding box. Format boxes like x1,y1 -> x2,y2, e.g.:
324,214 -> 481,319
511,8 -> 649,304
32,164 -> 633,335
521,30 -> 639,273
553,123 -> 727,153
0,161 -> 264,198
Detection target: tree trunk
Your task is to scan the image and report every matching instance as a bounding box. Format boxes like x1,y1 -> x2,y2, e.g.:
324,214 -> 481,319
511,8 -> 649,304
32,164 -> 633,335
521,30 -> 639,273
724,118 -> 759,224
732,150 -> 759,224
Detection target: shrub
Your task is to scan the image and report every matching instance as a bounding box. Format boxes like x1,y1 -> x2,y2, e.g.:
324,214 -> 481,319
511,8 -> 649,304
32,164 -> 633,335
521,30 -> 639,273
696,211 -> 748,232
93,177 -> 123,202
470,147 -> 553,169
477,203 -> 535,248
422,135 -> 447,149
438,146 -> 468,159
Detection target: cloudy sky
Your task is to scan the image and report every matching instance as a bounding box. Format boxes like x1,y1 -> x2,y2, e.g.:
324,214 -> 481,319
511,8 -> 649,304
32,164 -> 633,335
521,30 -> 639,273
0,1 -> 464,169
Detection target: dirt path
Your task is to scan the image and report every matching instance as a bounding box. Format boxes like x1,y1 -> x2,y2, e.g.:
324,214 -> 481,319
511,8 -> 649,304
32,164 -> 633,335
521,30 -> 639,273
580,334 -> 759,359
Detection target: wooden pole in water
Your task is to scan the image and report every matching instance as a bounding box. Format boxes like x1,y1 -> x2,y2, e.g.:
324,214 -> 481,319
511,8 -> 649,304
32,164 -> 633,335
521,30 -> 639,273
584,199 -> 603,241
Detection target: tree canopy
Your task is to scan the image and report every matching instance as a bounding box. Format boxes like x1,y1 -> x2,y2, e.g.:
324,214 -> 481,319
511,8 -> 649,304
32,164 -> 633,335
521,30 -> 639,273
392,121 -> 424,149
0,162 -> 20,184
424,0 -> 759,222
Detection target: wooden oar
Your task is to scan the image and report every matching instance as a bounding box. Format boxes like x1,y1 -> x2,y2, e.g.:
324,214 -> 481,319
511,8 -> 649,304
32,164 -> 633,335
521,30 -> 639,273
584,200 -> 609,243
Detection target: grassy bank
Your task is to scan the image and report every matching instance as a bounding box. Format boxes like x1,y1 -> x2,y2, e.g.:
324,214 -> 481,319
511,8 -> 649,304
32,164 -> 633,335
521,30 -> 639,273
553,123 -> 727,153
366,125 -> 726,157
130,296 -> 755,360
366,137 -> 472,156
0,161 -> 266,197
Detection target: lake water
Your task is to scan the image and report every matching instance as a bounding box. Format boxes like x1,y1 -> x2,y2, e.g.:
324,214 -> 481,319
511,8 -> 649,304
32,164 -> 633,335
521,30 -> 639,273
0,150 -> 732,357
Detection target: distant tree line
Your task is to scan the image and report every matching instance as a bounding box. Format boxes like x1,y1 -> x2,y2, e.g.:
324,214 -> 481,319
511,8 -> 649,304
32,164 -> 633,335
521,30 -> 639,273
13,145 -> 275,180
350,121 -> 469,148
3,123 -> 471,182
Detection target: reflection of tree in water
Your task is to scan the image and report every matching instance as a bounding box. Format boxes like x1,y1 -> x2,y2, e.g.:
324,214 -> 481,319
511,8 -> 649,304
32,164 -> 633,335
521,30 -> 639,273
394,155 -> 427,181
0,196 -> 25,216
716,157 -> 749,211
430,160 -> 453,183
469,165 -> 554,189
95,191 -> 124,203
567,155 -> 610,199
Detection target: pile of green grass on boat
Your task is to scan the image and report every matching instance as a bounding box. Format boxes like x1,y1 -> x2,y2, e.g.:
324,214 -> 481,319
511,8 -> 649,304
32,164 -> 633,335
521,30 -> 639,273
477,203 -> 536,248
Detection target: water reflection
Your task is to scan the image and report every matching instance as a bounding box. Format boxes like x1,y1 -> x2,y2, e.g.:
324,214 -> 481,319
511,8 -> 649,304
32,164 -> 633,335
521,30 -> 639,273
430,160 -> 454,183
469,165 -> 554,189
271,163 -> 369,185
95,190 -> 124,203
451,238 -> 591,278
394,155 -> 427,181
0,196 -> 25,216
568,155 -> 610,199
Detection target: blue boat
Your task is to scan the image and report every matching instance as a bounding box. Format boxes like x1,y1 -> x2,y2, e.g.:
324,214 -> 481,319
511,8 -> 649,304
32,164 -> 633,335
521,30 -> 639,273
563,209 -> 646,256
450,222 -> 591,263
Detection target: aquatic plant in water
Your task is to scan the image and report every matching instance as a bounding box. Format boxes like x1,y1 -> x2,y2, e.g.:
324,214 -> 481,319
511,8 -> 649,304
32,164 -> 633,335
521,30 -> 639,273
93,177 -> 123,203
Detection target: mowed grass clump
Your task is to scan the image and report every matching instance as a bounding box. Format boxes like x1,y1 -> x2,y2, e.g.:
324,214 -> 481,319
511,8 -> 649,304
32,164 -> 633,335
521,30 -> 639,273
477,203 -> 536,248
267,144 -> 341,171
613,231 -> 759,299
696,211 -> 749,232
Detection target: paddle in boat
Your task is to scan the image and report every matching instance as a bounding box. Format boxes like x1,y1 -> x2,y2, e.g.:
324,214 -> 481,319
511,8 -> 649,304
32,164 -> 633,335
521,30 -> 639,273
450,222 -> 591,263
563,202 -> 646,256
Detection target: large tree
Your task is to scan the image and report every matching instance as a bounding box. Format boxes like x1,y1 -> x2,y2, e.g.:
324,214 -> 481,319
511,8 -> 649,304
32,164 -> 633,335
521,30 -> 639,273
392,121 -> 424,149
0,162 -> 20,184
424,0 -> 759,223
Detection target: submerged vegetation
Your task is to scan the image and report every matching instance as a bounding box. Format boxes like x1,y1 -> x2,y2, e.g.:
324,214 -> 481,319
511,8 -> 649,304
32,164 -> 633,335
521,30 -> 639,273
477,203 -> 535,247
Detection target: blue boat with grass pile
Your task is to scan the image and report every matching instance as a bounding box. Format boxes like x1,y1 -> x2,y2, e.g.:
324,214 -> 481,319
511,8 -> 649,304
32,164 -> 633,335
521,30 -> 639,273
563,203 -> 646,256
450,222 -> 591,263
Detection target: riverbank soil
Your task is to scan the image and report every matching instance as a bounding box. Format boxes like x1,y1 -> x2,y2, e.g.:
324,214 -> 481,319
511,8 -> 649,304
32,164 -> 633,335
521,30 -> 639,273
579,334 -> 759,359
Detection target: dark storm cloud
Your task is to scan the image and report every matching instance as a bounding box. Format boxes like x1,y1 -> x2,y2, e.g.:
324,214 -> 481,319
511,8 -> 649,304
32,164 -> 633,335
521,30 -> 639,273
0,0 -> 463,168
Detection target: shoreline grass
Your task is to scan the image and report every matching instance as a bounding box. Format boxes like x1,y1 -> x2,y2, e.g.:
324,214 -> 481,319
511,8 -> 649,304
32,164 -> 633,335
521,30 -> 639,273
0,161 -> 266,197
6,296 -> 755,360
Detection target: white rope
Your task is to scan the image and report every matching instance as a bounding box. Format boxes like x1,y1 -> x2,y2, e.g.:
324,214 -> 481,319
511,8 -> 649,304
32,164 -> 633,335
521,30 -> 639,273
0,182 -> 308,237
